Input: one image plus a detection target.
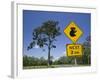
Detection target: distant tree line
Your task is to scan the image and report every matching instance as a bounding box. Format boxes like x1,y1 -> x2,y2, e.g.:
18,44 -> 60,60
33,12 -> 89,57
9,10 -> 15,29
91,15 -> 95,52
23,56 -> 48,66
23,55 -> 74,67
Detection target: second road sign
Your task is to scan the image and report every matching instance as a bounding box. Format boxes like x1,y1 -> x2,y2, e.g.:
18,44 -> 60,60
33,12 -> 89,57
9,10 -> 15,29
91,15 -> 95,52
67,44 -> 83,57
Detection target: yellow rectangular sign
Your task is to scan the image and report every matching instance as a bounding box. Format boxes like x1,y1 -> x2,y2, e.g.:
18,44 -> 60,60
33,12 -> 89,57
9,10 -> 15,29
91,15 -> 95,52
67,44 -> 83,57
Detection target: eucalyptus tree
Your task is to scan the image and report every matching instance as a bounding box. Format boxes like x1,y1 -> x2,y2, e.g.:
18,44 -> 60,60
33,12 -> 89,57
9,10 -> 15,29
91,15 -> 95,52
27,20 -> 61,66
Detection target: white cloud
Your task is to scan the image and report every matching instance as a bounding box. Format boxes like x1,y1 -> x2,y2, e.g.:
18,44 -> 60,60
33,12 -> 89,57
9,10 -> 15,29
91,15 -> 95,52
34,45 -> 39,49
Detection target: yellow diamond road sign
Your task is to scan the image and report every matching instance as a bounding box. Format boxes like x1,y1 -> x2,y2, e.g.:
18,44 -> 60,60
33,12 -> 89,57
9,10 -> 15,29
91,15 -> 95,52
64,21 -> 83,43
67,44 -> 83,57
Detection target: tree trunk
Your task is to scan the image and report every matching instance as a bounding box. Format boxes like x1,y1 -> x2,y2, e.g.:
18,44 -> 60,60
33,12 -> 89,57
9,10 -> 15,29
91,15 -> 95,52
48,46 -> 50,66
48,37 -> 51,67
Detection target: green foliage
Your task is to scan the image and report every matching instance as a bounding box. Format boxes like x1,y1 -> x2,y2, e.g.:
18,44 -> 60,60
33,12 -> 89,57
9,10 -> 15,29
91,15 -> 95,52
57,56 -> 68,64
82,47 -> 91,64
27,20 -> 61,50
82,36 -> 91,64
23,56 -> 47,66
53,56 -> 74,65
23,55 -> 74,67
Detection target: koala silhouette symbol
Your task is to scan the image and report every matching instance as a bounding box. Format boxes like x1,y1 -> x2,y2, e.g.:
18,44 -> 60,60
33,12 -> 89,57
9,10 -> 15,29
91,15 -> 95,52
70,27 -> 77,37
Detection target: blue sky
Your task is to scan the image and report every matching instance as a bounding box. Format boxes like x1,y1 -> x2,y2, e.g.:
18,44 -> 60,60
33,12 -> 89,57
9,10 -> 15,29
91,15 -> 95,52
23,10 -> 91,60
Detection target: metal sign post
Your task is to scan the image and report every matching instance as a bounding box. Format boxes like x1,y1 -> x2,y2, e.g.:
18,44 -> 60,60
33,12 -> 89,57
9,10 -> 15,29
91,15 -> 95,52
74,57 -> 77,66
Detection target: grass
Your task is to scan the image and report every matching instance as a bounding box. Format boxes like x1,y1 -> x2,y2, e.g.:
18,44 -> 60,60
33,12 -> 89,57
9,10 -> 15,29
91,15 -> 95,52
23,64 -> 90,69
